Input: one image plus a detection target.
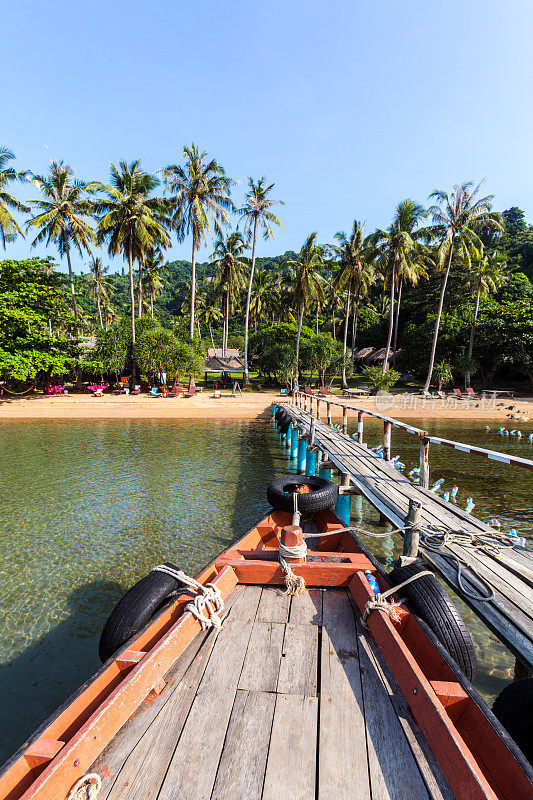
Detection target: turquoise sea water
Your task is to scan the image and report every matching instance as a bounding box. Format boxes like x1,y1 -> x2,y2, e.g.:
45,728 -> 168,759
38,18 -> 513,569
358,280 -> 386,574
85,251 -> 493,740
0,417 -> 531,763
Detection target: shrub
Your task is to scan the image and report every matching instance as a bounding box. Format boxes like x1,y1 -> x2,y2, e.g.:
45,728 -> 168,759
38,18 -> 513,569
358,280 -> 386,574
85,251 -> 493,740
362,365 -> 400,393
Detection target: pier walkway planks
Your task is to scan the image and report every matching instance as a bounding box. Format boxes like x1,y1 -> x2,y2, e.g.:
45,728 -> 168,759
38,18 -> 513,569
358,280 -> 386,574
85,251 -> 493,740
92,586 -> 454,800
279,403 -> 533,672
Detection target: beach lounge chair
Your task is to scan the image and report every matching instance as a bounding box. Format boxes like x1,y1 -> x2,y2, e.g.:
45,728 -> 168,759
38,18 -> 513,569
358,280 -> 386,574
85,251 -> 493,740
318,385 -> 330,396
280,388 -> 287,396
213,389 -> 222,399
304,385 -> 316,396
452,388 -> 464,400
436,390 -> 447,400
149,387 -> 161,397
183,386 -> 197,398
466,387 -> 481,399
130,385 -> 141,395
168,385 -> 184,397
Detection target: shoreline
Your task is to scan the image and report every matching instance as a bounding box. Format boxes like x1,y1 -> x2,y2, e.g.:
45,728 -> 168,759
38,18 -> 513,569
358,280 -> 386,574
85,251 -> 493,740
0,391 -> 531,424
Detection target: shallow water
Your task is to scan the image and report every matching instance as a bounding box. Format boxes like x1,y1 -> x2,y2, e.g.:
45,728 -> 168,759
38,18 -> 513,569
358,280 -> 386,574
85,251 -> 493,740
0,417 -> 531,763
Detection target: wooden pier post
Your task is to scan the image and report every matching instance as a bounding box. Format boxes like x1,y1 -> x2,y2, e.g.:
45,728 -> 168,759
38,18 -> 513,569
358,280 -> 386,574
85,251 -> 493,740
342,405 -> 348,435
399,499 -> 422,566
316,398 -> 321,420
357,411 -> 364,443
297,433 -> 308,474
310,417 -> 316,446
419,435 -> 430,489
335,471 -> 352,525
383,420 -> 392,461
327,402 -> 332,426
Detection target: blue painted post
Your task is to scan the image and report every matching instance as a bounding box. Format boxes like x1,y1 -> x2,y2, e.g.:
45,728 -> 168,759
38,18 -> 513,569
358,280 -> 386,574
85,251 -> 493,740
297,437 -> 308,473
272,404 -> 277,418
335,472 -> 352,526
319,462 -> 333,480
305,447 -> 317,475
290,427 -> 299,458
285,422 -> 292,448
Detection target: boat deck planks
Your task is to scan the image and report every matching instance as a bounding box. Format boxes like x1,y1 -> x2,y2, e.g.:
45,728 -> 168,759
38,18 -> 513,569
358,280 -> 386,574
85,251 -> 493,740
280,403 -> 533,671
90,586 -> 456,800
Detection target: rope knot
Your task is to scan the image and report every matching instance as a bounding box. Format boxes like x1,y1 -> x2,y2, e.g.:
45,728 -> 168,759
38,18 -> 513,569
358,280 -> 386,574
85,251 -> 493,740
151,565 -> 225,630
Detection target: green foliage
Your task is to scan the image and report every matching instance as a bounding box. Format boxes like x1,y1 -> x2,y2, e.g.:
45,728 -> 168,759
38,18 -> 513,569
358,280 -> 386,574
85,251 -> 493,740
0,259 -> 79,381
362,365 -> 401,393
433,361 -> 453,390
303,333 -> 348,385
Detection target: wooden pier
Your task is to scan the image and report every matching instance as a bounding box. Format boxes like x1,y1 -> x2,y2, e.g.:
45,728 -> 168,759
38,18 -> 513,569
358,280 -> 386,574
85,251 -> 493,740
92,585 -> 456,800
278,396 -> 533,672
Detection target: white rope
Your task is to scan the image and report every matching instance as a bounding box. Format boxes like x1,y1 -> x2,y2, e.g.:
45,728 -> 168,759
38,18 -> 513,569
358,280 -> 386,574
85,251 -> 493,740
151,565 -> 224,630
363,570 -> 433,627
279,495 -> 307,595
67,774 -> 101,800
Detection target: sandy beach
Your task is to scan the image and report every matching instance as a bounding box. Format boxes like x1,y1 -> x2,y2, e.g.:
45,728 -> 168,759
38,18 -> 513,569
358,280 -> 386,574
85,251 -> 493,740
0,390 -> 531,423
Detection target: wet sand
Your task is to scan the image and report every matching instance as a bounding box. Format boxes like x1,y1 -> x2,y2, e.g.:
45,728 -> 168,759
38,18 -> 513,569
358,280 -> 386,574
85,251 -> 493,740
0,391 -> 531,423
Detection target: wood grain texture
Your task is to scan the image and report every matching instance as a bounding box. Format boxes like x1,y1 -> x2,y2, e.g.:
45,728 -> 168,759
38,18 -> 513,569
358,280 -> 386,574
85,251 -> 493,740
262,693 -> 318,800
211,690 -> 275,800
157,586 -> 262,800
319,591 -> 371,800
238,622 -> 285,692
256,586 -> 291,623
289,588 -> 323,626
277,623 -> 318,697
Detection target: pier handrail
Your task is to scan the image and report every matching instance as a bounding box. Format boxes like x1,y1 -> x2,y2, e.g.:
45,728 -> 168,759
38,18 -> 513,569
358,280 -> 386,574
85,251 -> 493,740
292,391 -> 533,483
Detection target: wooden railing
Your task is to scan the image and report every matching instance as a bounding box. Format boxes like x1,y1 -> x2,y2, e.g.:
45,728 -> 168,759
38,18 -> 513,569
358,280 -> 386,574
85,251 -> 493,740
291,391 -> 533,488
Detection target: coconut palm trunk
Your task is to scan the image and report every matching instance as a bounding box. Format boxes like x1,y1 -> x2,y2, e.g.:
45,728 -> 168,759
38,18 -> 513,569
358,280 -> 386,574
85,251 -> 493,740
63,232 -> 79,334
423,247 -> 454,392
96,293 -> 103,328
243,216 -> 257,386
150,291 -> 154,319
224,289 -> 229,356
190,226 -> 197,339
392,278 -> 403,355
295,303 -> 305,377
351,287 -> 361,362
382,262 -> 396,375
341,282 -> 352,388
465,283 -> 481,386
128,233 -> 137,386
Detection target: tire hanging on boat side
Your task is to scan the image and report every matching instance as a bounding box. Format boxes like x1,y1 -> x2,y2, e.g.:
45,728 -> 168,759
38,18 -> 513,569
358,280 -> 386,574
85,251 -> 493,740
266,475 -> 338,513
99,565 -> 183,663
387,562 -> 477,681
493,678 -> 533,763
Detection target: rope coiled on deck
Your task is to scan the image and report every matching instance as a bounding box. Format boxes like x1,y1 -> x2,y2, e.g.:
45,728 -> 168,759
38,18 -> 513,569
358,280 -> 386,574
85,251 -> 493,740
67,774 -> 101,800
151,565 -> 224,629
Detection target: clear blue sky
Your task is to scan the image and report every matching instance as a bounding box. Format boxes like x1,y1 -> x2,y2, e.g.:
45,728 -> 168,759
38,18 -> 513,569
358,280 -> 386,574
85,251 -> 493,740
3,0 -> 532,272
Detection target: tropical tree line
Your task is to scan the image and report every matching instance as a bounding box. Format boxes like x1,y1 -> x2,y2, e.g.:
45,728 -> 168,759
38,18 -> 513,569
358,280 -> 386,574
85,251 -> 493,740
1,141 -> 532,391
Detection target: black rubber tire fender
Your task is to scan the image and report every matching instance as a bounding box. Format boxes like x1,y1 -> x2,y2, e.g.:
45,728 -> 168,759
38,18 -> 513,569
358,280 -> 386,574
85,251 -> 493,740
274,408 -> 285,422
279,417 -> 291,433
387,562 -> 477,681
493,678 -> 533,763
266,474 -> 338,513
99,564 -> 182,662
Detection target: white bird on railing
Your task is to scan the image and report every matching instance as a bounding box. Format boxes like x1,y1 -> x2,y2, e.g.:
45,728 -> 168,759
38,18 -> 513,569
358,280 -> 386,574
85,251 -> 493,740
431,478 -> 444,493
443,491 -> 450,502
465,497 -> 475,513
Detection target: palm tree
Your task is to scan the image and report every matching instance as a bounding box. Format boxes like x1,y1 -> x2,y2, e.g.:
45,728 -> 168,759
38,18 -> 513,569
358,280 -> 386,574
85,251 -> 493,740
392,241 -> 430,353
287,233 -> 324,373
422,182 -> 503,391
463,250 -> 507,385
351,249 -> 375,358
90,160 -> 170,382
211,231 -> 248,355
0,147 -> 28,247
163,144 -> 235,339
249,268 -> 272,331
26,161 -> 95,332
196,288 -> 223,349
370,200 -> 427,374
144,248 -> 167,318
237,177 -> 284,384
332,221 -> 367,386
84,256 -> 112,328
